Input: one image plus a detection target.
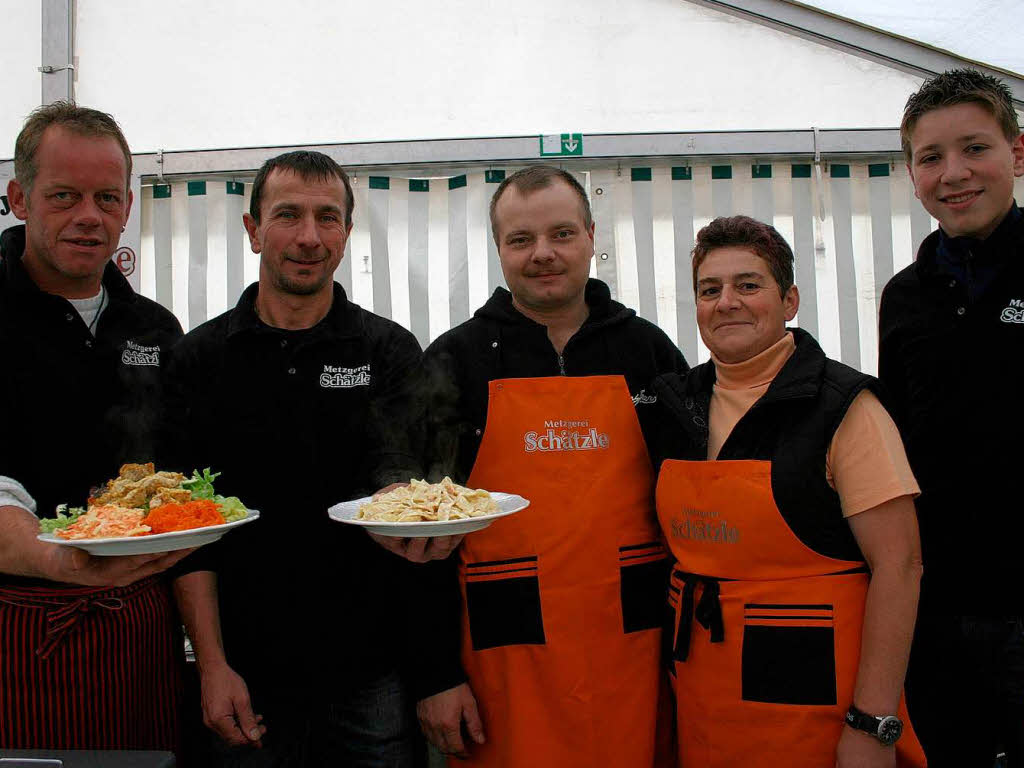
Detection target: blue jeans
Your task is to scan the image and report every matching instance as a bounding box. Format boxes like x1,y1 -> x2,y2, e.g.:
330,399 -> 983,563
207,670 -> 419,768
907,614 -> 1024,768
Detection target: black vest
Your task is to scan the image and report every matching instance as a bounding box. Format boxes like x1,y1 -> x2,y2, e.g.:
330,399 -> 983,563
647,329 -> 875,563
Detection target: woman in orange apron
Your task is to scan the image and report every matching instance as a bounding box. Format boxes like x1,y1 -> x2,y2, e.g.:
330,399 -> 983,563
643,216 -> 926,767
458,374 -> 670,768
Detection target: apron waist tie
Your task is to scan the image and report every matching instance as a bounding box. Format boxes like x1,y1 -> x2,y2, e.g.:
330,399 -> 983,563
0,582 -> 149,659
669,565 -> 868,664
673,573 -> 724,663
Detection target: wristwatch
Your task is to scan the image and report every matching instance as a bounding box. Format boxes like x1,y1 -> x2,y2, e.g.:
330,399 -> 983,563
845,704 -> 903,746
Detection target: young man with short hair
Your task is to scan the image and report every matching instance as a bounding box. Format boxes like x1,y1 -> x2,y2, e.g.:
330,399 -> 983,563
879,68 -> 1024,767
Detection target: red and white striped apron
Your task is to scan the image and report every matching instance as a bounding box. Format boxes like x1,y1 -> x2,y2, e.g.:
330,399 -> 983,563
0,576 -> 182,752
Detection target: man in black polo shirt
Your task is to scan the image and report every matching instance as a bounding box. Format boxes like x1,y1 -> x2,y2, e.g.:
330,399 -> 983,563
167,151 -> 424,767
0,103 -> 185,750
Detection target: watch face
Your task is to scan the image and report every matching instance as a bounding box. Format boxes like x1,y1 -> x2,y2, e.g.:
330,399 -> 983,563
878,716 -> 903,746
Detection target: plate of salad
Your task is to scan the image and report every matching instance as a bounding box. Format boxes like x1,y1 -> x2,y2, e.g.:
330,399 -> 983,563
37,463 -> 259,556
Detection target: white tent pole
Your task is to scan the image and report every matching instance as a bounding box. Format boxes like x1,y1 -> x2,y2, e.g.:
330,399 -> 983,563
40,0 -> 74,105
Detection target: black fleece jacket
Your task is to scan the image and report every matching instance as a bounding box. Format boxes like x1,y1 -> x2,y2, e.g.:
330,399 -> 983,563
424,278 -> 688,482
879,203 -> 1024,614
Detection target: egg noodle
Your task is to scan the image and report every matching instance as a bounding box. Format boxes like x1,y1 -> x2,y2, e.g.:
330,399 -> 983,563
357,477 -> 499,522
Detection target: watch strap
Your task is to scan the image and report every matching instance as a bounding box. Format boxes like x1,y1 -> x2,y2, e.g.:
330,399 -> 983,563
845,704 -> 878,733
845,704 -> 903,746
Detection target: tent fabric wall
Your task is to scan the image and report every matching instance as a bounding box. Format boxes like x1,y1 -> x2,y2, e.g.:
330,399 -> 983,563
56,0 -> 925,156
139,163 -> 1024,375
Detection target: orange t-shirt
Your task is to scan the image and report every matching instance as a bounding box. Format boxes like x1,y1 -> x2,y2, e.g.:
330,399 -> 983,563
708,332 -> 919,517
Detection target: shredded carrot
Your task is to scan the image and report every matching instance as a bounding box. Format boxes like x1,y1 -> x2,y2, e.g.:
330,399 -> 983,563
142,500 -> 225,534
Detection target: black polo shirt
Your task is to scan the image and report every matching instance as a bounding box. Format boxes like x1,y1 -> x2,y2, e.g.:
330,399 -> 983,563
163,282 -> 426,716
0,225 -> 183,542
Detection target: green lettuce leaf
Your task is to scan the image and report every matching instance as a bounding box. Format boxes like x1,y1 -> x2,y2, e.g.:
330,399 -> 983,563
181,469 -> 247,522
39,505 -> 86,534
182,468 -> 221,500
215,495 -> 248,523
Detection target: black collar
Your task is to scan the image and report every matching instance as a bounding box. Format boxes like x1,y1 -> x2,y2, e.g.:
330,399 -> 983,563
936,200 -> 1022,259
475,278 -> 630,329
226,281 -> 363,340
918,200 -> 1024,282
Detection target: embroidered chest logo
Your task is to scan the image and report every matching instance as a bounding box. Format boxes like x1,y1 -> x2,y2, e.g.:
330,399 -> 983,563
524,419 -> 610,453
1000,299 -> 1024,324
320,364 -> 371,388
632,389 -> 657,406
121,340 -> 160,367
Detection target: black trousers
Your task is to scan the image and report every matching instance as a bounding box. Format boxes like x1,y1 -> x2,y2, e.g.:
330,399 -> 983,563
198,670 -> 423,768
907,609 -> 1024,768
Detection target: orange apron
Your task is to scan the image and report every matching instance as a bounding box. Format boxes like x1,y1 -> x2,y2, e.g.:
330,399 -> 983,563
457,375 -> 669,768
657,459 -> 926,767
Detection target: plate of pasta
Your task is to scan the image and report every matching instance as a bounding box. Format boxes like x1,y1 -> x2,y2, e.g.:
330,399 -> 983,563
328,477 -> 529,537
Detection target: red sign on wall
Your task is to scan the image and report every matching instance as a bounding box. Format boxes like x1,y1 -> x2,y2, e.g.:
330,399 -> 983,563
113,246 -> 136,277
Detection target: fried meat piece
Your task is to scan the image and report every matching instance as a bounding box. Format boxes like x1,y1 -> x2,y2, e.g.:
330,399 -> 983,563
119,463 -> 155,482
92,468 -> 186,508
149,487 -> 193,509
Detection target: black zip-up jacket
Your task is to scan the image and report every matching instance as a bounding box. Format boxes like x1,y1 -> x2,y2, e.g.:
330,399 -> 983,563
643,328 -> 874,563
162,282 -> 430,716
425,278 -> 688,482
412,278 -> 688,701
0,225 -> 182,584
879,204 -> 1024,614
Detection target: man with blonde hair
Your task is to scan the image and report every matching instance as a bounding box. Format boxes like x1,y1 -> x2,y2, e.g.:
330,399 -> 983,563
0,102 -> 186,751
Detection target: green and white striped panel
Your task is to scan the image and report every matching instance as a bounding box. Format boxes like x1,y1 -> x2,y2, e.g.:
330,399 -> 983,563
142,180 -> 255,330
187,181 -> 208,329
447,175 -> 470,329
407,178 -> 431,349
368,176 -> 393,321
139,166 -> 1024,375
590,168 -> 619,293
484,170 -> 506,296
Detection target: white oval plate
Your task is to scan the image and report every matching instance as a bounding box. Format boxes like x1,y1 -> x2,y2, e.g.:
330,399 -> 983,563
37,509 -> 260,556
328,493 -> 529,538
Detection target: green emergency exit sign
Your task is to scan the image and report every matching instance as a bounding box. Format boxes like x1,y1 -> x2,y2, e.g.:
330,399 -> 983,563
539,133 -> 583,156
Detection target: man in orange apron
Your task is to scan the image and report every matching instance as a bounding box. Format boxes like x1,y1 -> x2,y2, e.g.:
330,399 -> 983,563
641,215 -> 927,767
412,166 -> 687,766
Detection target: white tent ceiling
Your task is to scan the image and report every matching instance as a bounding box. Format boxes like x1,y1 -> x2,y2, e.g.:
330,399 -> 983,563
0,0 -> 1019,157
804,0 -> 1023,76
